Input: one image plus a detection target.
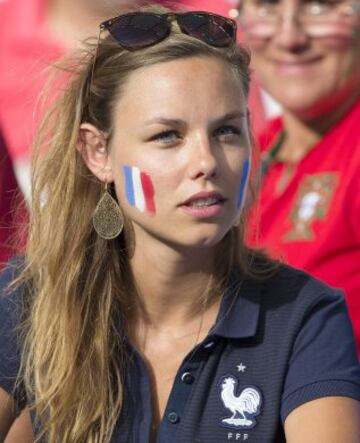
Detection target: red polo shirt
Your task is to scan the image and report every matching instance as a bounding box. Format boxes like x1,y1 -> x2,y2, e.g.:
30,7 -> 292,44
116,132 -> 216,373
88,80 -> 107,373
247,100 -> 360,353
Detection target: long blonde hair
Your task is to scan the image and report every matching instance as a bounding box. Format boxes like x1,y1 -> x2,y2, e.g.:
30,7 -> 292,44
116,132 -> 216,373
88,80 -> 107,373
16,5 -> 274,442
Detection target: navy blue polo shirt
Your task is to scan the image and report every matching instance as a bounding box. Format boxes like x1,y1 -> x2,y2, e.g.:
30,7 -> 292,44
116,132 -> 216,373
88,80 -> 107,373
1,263 -> 360,442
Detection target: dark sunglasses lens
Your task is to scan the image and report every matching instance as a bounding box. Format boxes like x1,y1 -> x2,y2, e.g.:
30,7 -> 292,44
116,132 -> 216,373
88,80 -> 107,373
104,13 -> 169,49
178,13 -> 236,47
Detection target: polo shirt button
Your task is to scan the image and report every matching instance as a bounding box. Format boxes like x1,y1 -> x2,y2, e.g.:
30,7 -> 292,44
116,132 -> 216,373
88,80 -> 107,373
203,340 -> 215,349
181,372 -> 194,384
167,412 -> 180,424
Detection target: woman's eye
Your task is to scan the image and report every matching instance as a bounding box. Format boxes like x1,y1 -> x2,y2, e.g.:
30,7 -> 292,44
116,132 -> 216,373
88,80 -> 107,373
215,126 -> 241,139
151,130 -> 180,143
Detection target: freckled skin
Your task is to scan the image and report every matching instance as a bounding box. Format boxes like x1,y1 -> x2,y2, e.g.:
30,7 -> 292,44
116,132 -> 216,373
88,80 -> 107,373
108,56 -> 251,249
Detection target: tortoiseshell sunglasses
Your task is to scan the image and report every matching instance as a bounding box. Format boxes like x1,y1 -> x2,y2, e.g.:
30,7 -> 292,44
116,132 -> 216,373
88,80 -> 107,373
100,11 -> 237,49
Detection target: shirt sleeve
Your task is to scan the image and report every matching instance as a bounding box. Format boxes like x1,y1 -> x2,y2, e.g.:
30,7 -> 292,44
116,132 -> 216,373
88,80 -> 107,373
0,261 -> 26,408
281,287 -> 360,423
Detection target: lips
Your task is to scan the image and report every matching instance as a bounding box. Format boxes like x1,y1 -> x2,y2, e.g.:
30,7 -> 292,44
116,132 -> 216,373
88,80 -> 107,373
271,56 -> 323,74
180,192 -> 226,207
179,192 -> 227,219
273,57 -> 322,65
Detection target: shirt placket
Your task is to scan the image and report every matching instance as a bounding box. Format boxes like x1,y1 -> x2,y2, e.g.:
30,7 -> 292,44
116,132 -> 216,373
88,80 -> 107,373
156,338 -> 218,443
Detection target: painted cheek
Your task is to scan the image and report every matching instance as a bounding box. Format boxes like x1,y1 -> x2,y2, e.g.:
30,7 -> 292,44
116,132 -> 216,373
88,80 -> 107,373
236,158 -> 251,210
319,35 -> 359,49
123,165 -> 156,216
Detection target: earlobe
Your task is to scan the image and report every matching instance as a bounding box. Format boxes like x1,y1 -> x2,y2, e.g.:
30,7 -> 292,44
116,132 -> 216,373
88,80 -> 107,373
77,123 -> 114,183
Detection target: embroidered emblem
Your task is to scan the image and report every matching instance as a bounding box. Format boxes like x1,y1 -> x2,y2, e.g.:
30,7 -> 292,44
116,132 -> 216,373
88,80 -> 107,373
220,375 -> 262,429
237,363 -> 246,373
284,173 -> 339,241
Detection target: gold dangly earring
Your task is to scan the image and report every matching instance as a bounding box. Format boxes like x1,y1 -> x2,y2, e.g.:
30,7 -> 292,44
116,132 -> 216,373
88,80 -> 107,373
93,182 -> 124,239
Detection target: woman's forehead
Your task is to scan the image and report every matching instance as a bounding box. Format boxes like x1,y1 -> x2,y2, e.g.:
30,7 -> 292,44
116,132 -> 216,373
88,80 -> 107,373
118,56 -> 245,102
111,57 -> 248,126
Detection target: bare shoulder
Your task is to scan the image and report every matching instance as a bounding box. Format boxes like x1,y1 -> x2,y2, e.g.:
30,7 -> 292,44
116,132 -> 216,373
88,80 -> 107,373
0,387 -> 16,441
284,396 -> 360,443
4,408 -> 33,443
0,388 -> 33,443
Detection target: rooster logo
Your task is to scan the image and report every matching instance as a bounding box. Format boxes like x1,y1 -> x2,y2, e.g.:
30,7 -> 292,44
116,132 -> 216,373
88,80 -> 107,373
220,376 -> 262,429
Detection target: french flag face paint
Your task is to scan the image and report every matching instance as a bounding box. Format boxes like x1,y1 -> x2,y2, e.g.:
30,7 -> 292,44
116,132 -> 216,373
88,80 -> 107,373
123,165 -> 156,216
236,158 -> 251,210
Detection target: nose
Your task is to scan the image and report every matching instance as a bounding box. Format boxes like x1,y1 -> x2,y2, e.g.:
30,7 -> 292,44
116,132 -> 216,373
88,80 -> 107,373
188,135 -> 218,181
273,11 -> 309,50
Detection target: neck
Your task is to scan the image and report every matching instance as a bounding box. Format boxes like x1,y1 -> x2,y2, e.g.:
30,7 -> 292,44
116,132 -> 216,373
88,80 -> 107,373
280,94 -> 358,163
279,113 -> 321,163
129,235 -> 219,330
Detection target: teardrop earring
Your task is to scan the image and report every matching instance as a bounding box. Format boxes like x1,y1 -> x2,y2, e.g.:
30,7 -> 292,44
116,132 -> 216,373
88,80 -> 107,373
93,182 -> 124,239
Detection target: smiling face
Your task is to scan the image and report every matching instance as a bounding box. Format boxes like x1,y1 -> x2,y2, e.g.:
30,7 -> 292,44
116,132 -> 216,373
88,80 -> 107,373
105,56 -> 251,249
239,0 -> 360,118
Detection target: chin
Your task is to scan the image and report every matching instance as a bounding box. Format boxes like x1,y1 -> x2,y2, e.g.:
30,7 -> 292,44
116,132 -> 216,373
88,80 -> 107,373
133,219 -> 232,251
266,77 -> 352,116
177,225 -> 230,248
151,224 -> 229,251
270,88 -> 332,117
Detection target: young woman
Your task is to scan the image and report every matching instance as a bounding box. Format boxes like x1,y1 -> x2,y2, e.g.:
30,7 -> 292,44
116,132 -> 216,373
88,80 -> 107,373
0,5 -> 359,443
236,0 -> 360,353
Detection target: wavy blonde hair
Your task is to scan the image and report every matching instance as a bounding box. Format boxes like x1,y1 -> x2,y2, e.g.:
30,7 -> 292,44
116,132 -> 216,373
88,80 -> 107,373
15,5 -> 274,442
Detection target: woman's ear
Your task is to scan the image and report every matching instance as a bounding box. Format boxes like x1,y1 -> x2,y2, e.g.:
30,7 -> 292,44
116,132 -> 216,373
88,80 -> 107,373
77,123 -> 114,183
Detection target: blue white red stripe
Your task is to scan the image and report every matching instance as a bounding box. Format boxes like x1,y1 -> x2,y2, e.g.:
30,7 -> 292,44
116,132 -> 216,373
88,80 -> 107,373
236,158 -> 251,210
123,165 -> 156,215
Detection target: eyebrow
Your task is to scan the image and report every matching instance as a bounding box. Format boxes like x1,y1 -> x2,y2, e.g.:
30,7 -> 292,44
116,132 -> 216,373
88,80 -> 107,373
144,117 -> 186,127
212,111 -> 247,125
144,111 -> 246,127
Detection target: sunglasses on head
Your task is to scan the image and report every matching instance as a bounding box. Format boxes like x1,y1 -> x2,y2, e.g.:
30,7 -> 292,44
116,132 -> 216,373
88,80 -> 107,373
100,11 -> 237,49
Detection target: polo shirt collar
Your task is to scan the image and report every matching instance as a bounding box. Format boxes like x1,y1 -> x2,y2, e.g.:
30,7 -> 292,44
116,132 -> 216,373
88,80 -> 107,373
211,276 -> 261,340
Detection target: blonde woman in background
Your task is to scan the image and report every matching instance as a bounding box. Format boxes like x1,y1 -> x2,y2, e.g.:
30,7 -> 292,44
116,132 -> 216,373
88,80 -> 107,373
0,5 -> 359,443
